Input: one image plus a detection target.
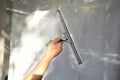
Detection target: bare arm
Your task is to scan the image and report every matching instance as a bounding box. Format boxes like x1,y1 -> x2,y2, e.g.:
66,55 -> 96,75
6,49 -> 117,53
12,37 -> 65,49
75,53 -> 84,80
24,36 -> 63,80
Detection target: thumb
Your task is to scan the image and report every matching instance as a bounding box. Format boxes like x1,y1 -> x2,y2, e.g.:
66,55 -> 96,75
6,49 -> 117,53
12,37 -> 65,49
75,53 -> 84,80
53,36 -> 62,43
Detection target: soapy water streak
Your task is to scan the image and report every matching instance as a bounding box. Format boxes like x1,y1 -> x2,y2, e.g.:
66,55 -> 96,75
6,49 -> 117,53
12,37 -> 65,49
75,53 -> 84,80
9,10 -> 60,80
80,49 -> 120,64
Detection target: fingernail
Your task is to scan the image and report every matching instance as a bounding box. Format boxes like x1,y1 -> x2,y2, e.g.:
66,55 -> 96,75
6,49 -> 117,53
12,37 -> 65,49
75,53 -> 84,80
58,35 -> 62,38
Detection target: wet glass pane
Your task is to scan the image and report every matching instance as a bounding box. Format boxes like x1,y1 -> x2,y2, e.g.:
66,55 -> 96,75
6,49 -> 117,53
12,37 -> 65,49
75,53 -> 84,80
8,0 -> 120,80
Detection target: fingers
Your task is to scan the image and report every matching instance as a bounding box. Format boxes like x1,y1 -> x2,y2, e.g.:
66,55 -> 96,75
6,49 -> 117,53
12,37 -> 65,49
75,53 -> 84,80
56,40 -> 63,46
53,36 -> 62,43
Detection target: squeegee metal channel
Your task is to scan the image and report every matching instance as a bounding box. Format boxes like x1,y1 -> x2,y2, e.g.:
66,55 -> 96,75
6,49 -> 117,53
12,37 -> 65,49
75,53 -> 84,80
56,10 -> 82,64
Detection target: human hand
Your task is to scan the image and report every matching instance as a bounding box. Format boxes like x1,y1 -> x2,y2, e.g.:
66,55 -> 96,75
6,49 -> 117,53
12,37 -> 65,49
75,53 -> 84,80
24,36 -> 63,80
45,36 -> 63,59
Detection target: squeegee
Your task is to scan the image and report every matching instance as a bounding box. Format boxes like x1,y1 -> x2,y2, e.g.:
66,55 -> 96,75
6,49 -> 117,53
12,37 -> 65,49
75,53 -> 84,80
56,10 -> 82,64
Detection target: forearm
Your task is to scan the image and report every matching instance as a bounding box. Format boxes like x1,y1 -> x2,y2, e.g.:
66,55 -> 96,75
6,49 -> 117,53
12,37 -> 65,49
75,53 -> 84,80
24,36 -> 63,80
24,52 -> 53,80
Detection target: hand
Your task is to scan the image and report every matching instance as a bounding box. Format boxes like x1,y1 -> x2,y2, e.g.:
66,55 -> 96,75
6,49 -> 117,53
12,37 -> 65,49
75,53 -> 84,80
24,36 -> 63,80
45,36 -> 63,59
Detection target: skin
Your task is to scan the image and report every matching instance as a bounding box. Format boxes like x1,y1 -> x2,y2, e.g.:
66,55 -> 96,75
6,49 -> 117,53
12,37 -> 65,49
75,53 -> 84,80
24,36 -> 63,80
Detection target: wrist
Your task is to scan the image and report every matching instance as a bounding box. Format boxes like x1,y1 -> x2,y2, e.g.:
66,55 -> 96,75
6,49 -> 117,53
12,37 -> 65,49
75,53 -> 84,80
44,51 -> 54,61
